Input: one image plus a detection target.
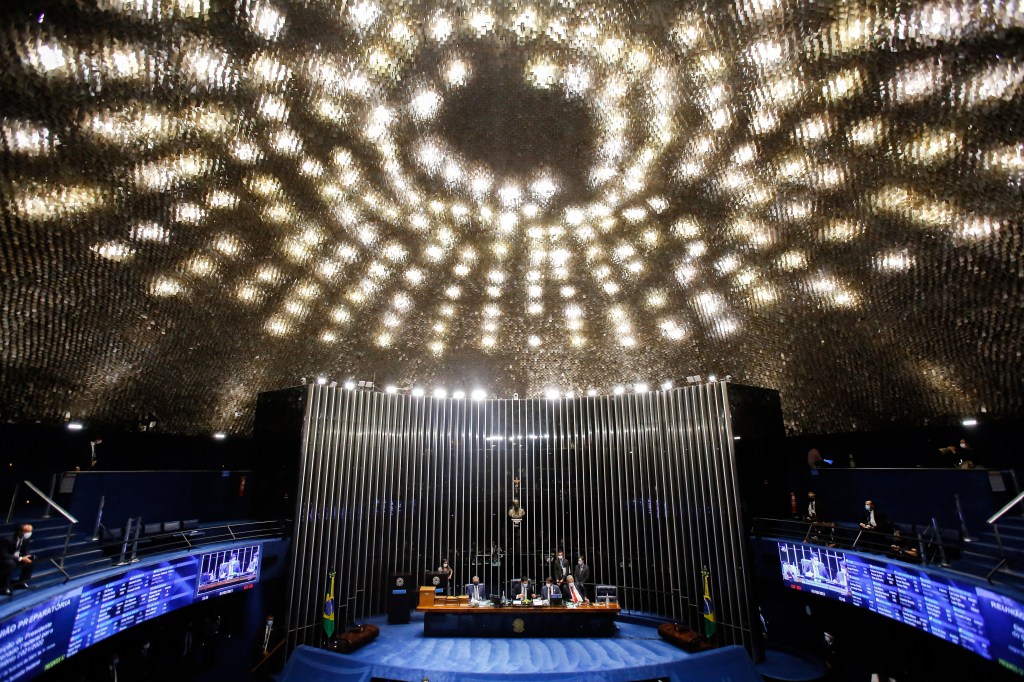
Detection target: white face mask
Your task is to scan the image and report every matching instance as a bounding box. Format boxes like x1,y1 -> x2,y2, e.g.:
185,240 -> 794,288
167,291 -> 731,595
21,532 -> 31,540
864,505 -> 871,511
578,560 -> 583,564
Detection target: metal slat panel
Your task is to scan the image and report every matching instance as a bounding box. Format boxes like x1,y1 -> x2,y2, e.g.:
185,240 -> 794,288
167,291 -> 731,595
284,386 -> 763,656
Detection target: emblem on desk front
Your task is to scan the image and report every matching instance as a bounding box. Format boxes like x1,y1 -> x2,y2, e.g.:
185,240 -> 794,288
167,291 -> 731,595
432,576 -> 440,585
396,577 -> 405,587
513,618 -> 525,633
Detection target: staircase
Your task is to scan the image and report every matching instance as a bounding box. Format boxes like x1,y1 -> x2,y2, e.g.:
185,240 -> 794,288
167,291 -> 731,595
953,515 -> 1024,592
0,516 -> 110,591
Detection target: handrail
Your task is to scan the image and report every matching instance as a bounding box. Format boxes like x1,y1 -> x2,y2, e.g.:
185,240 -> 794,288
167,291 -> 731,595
22,480 -> 78,524
987,488 -> 1024,525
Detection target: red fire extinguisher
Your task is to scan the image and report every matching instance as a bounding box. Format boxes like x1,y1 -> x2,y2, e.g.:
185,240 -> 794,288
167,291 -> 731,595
789,492 -> 797,516
239,474 -> 246,498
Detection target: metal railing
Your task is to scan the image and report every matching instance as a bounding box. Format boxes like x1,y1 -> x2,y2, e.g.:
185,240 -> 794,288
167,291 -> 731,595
752,517 -> 972,573
28,519 -> 286,587
5,479 -> 79,573
984,488 -> 1024,574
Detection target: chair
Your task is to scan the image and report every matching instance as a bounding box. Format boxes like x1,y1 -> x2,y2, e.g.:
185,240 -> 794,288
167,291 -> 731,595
464,583 -> 487,600
163,520 -> 181,532
143,522 -> 162,536
509,579 -> 532,599
595,584 -> 618,605
183,519 -> 199,531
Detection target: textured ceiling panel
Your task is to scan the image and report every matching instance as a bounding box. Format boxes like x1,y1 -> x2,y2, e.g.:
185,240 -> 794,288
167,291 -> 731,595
0,0 -> 1022,435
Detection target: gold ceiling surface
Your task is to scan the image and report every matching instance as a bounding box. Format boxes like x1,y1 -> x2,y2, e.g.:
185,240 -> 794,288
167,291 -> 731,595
1,0 -> 1021,434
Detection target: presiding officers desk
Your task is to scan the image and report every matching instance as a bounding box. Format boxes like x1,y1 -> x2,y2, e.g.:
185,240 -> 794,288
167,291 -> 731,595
417,587 -> 620,637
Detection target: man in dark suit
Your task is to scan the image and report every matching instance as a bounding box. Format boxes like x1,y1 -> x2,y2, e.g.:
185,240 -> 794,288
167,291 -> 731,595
859,500 -> 889,533
465,576 -> 486,602
540,577 -> 561,601
859,500 -> 891,552
551,550 -> 570,582
573,555 -> 590,598
564,575 -> 586,605
0,523 -> 35,594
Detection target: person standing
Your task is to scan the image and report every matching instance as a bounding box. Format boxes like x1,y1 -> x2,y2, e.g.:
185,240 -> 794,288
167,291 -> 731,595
573,555 -> 590,599
551,550 -> 570,582
437,559 -> 453,596
0,523 -> 34,594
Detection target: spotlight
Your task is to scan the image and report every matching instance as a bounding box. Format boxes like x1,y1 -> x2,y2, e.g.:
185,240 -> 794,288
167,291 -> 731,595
385,385 -> 398,394
213,432 -> 227,440
66,421 -> 84,431
344,381 -> 355,390
708,374 -> 717,383
452,390 -> 466,400
316,376 -> 328,385
661,380 -> 673,390
471,389 -> 487,401
587,389 -> 598,397
564,391 -> 575,399
962,418 -> 978,427
613,386 -> 625,395
724,375 -> 733,382
329,381 -> 338,388
545,388 -> 560,400
411,387 -> 425,397
433,388 -> 448,398
634,383 -> 648,393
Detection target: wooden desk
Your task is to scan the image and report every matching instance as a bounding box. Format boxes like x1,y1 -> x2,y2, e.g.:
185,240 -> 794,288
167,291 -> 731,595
416,603 -> 621,637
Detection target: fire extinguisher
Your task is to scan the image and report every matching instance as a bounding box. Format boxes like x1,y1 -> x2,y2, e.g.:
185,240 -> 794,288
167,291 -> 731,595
789,491 -> 797,517
239,474 -> 246,497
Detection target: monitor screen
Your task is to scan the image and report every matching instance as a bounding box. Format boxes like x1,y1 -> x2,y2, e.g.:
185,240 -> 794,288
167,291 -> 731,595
778,541 -> 1024,675
0,542 -> 262,681
196,545 -> 261,599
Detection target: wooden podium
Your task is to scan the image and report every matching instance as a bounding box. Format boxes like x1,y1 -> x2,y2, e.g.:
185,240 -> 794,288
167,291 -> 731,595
418,586 -> 436,608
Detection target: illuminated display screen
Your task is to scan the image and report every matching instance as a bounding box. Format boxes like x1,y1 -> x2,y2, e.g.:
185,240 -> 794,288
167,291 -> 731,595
196,545 -> 261,599
778,541 -> 1024,676
0,544 -> 260,681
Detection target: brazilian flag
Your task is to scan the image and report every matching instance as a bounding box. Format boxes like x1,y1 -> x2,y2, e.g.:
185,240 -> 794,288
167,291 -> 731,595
702,568 -> 716,638
323,571 -> 336,638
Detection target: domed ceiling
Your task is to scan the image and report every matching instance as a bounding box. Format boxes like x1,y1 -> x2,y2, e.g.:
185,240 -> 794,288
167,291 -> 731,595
1,0 -> 1021,435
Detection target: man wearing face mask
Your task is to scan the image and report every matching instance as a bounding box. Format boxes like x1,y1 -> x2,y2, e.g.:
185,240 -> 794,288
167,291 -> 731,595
859,500 -> 891,551
551,549 -> 570,582
0,523 -> 35,594
573,555 -> 590,600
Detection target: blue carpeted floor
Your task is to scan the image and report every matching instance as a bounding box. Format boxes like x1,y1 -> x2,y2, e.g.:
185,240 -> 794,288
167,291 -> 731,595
280,613 -> 765,682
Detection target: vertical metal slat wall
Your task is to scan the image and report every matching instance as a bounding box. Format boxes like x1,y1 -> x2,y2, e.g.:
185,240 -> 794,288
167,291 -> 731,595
286,381 -> 759,654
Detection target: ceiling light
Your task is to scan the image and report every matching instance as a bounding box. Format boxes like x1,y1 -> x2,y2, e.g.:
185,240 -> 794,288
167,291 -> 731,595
433,388 -> 448,399
385,385 -> 398,394
213,432 -> 227,440
66,421 -> 84,431
471,389 -> 487,401
613,386 -> 625,395
411,387 -> 425,397
661,381 -> 673,391
452,390 -> 466,400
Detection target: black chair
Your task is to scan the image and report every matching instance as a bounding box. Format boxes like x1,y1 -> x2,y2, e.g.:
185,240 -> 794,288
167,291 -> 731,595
595,584 -> 618,605
183,519 -> 199,531
163,520 -> 181,532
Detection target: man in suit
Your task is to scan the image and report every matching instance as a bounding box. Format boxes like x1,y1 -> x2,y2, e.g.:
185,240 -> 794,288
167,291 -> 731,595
540,577 -> 561,601
565,575 -> 586,605
551,550 -> 570,582
466,575 -> 486,602
0,523 -> 35,594
859,500 -> 889,532
516,577 -> 531,601
573,555 -> 590,599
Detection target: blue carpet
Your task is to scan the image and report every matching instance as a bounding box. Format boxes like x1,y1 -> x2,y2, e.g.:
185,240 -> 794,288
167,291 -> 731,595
280,613 -> 764,682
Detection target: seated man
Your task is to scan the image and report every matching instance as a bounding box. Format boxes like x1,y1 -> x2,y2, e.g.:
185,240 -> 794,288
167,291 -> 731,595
540,577 -> 561,602
514,577 -> 531,601
0,524 -> 35,594
564,575 -> 586,605
465,576 -> 487,602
